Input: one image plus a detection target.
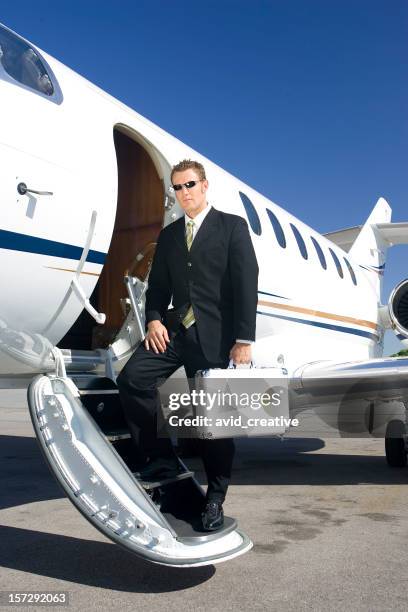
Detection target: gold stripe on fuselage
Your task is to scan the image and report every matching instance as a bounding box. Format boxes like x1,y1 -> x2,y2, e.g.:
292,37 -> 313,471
257,299 -> 378,331
45,266 -> 100,276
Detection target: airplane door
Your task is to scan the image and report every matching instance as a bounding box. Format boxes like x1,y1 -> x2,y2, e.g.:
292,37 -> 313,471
0,25 -> 107,349
27,371 -> 253,567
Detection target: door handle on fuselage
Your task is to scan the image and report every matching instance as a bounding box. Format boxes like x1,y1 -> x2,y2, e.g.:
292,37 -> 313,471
17,182 -> 53,196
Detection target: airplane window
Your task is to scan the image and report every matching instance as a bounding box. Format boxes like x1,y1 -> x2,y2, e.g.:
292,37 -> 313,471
310,236 -> 327,269
290,223 -> 308,260
329,248 -> 344,278
266,208 -> 286,248
344,257 -> 357,285
0,25 -> 55,97
239,192 -> 262,236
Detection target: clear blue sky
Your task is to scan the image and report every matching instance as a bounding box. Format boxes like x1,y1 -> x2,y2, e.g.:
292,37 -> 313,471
2,0 -> 407,354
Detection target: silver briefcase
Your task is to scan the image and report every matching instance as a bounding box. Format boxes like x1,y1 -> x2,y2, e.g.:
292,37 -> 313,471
190,362 -> 290,439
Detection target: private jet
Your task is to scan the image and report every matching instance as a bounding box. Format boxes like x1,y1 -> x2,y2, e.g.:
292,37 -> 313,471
1,22 -> 408,567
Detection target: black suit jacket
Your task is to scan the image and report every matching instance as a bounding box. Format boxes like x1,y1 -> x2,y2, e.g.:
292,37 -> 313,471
145,206 -> 259,363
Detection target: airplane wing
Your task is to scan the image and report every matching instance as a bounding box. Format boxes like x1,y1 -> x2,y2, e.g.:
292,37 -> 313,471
323,221 -> 408,252
289,357 -> 408,441
323,225 -> 361,252
292,356 -> 408,401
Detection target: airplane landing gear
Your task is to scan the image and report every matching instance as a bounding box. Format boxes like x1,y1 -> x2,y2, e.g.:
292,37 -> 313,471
385,419 -> 407,467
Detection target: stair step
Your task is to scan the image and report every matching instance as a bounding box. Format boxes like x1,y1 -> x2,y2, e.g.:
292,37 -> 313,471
136,470 -> 195,490
105,429 -> 131,442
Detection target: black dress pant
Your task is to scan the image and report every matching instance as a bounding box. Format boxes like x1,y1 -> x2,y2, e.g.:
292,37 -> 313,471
116,323 -> 235,503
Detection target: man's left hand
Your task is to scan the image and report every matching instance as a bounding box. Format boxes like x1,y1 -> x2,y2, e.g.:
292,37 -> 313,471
229,342 -> 252,365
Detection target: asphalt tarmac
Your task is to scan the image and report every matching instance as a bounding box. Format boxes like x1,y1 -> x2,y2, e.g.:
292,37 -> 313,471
1,389 -> 408,611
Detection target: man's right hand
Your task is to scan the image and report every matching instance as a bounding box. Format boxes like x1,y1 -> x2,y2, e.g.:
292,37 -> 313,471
144,320 -> 170,353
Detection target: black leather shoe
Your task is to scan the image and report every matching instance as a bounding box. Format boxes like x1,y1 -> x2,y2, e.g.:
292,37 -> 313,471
136,457 -> 181,481
202,501 -> 224,531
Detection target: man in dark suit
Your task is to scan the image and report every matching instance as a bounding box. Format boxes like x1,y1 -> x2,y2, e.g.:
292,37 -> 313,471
117,159 -> 258,530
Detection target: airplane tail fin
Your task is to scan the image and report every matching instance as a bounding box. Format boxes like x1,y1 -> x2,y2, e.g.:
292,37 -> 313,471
348,197 -> 392,298
326,198 -> 408,301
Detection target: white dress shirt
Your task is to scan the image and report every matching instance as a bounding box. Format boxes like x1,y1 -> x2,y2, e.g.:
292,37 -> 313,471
185,203 -> 253,346
184,202 -> 213,238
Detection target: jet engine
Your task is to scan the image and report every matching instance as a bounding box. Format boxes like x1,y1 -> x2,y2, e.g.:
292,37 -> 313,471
384,279 -> 408,347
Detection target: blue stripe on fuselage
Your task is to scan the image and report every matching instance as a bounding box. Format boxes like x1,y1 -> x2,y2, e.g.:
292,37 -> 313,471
0,228 -> 106,264
258,290 -> 289,300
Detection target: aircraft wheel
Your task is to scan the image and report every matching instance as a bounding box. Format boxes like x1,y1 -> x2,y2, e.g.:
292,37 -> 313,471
385,419 -> 407,467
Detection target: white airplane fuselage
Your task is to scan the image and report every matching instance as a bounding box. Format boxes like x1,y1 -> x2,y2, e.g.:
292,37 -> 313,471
0,25 -> 389,382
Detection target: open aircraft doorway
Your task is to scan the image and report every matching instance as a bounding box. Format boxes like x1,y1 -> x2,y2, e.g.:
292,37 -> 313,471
58,127 -> 165,353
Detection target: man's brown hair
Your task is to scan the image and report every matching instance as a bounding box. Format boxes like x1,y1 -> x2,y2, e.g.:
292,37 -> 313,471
171,159 -> 206,182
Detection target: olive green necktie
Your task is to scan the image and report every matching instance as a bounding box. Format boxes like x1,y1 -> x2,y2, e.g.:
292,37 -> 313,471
182,220 -> 195,328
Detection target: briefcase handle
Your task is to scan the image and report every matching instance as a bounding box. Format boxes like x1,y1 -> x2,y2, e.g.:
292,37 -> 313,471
228,360 -> 254,369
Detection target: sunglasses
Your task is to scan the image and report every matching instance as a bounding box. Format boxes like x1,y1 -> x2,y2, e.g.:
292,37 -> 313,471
172,179 -> 203,191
